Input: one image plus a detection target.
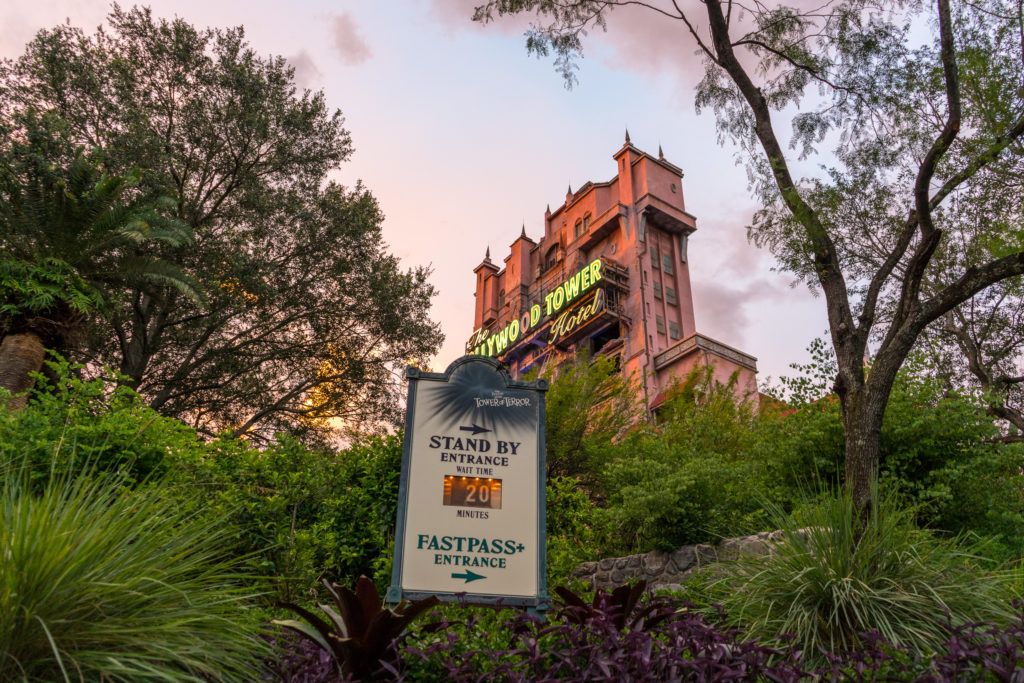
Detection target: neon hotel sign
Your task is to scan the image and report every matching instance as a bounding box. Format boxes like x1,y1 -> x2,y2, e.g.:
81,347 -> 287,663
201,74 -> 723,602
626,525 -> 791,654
468,259 -> 605,357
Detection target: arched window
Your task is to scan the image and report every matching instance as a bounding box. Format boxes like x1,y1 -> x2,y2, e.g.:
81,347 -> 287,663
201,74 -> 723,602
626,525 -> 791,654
497,289 -> 506,309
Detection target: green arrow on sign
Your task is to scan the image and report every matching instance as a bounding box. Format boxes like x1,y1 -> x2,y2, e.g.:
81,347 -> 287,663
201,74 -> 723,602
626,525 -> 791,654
451,570 -> 486,583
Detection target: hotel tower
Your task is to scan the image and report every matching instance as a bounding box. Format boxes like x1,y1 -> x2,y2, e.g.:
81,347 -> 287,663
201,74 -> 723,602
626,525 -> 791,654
466,135 -> 758,411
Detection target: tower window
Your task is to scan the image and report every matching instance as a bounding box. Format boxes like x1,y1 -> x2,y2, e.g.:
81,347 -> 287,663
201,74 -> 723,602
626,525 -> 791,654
656,316 -> 666,334
665,286 -> 677,305
651,247 -> 660,270
544,245 -> 559,272
574,218 -> 584,238
497,289 -> 505,309
653,281 -> 662,300
662,252 -> 674,275
669,321 -> 680,340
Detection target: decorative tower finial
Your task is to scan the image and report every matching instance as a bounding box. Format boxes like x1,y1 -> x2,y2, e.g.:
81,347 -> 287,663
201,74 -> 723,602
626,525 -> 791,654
545,204 -> 551,215
658,144 -> 664,160
485,246 -> 490,260
625,128 -> 631,144
521,224 -> 527,239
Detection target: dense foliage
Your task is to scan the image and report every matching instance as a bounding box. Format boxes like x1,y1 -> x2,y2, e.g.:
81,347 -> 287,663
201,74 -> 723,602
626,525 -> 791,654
0,115 -> 200,408
0,7 -> 442,441
6,351 -> 1024,678
276,576 -> 439,682
276,585 -> 1024,681
1,362 -> 405,603
537,350 -> 1024,582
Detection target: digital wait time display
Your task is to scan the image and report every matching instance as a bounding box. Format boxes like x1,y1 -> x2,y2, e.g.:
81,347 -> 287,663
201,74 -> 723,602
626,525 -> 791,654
443,475 -> 502,509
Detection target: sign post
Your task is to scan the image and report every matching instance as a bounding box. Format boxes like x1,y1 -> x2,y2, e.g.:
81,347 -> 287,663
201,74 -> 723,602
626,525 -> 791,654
387,356 -> 548,612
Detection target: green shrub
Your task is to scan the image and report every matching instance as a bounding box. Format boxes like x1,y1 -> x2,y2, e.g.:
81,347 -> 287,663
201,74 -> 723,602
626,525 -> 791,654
593,366 -> 771,553
546,475 -> 599,585
715,486 -> 1018,663
536,352 -> 641,486
193,433 -> 404,602
0,361 -> 406,605
0,463 -> 266,681
760,360 -> 1024,558
0,358 -> 207,488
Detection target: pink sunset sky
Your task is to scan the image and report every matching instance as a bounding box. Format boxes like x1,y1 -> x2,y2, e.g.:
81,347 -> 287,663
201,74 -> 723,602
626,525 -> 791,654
0,0 -> 828,385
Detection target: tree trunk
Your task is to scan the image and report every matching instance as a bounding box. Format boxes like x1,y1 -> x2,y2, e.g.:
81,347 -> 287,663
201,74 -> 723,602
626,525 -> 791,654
841,398 -> 882,517
0,331 -> 47,411
835,362 -> 892,532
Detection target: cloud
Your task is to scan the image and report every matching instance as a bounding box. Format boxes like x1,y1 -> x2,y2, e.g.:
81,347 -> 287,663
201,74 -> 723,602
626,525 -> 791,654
686,198 -> 794,346
288,50 -> 323,89
430,0 -> 836,95
692,275 -> 790,344
428,0 -> 531,36
0,1 -> 107,59
331,12 -> 372,65
598,4 -> 710,88
428,0 -> 709,83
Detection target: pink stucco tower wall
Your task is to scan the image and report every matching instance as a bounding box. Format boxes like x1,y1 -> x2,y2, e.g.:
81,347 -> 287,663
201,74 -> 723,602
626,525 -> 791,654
467,135 -> 758,410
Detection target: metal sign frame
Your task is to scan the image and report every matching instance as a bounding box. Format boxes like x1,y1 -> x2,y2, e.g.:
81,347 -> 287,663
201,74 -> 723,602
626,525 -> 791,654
386,356 -> 548,610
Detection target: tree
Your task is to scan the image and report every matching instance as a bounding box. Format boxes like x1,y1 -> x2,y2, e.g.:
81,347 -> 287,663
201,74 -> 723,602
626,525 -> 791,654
537,351 -> 641,483
474,0 -> 1024,515
912,275 -> 1024,442
0,114 -> 197,410
0,7 -> 442,439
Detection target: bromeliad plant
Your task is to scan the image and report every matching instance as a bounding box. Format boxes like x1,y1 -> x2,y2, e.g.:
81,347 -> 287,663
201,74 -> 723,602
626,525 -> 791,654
275,576 -> 439,681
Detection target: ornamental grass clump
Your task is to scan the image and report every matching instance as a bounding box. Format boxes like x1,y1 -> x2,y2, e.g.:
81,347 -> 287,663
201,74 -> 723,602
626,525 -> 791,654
716,487 -> 1017,663
0,461 -> 266,681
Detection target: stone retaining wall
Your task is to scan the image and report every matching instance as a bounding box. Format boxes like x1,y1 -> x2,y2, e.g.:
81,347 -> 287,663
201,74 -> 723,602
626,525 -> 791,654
570,530 -> 786,591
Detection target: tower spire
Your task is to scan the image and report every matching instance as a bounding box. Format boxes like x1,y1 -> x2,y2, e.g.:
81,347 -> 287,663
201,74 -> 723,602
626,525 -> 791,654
485,246 -> 490,260
658,144 -> 664,160
625,128 -> 631,145
521,224 -> 527,239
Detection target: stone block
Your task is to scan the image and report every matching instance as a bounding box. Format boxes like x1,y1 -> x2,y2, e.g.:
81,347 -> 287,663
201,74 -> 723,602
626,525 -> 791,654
642,551 -> 669,576
670,546 -> 696,572
599,558 -> 616,571
571,561 -> 598,578
718,534 -> 769,559
694,544 -> 717,567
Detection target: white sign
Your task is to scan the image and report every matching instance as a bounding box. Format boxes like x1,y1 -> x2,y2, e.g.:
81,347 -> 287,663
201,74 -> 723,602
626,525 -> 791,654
388,357 -> 547,607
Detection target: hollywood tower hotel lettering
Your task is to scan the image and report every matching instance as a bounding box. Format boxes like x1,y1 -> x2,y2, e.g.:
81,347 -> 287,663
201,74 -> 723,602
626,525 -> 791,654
467,135 -> 760,412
